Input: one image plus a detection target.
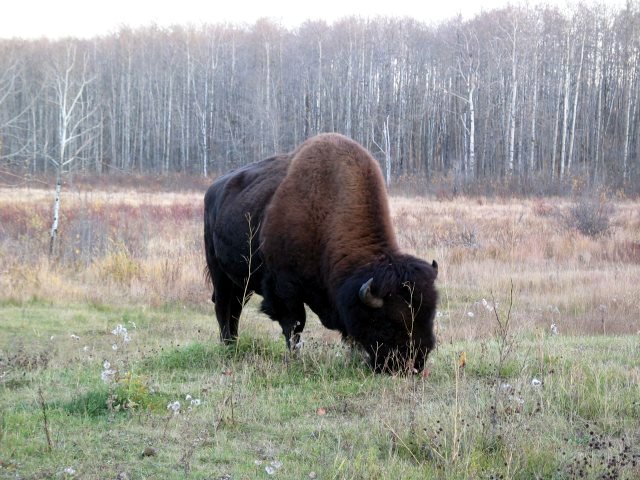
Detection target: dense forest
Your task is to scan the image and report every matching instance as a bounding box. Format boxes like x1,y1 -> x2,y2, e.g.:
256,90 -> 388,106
0,2 -> 639,191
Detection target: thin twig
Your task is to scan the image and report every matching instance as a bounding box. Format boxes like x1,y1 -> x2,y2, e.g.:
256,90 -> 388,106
383,421 -> 421,465
37,387 -> 54,453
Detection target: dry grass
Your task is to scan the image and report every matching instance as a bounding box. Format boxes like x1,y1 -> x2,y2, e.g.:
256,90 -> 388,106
1,187 -> 639,340
390,196 -> 640,339
1,186 -> 639,479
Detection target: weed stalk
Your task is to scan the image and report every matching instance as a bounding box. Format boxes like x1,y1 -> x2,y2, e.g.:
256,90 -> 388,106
37,387 -> 54,453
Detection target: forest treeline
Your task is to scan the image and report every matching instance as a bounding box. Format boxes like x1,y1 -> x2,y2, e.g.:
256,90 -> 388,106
0,2 -> 638,192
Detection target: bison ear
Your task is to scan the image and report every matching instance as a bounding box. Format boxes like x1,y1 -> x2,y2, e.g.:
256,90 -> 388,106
431,260 -> 438,278
359,277 -> 384,308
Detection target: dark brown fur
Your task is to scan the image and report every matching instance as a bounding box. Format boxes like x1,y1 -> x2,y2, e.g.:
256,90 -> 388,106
205,134 -> 438,372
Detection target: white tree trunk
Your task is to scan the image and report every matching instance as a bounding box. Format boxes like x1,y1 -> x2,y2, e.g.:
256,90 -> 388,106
508,79 -> 517,176
49,171 -> 62,256
468,82 -> 476,179
567,34 -> 585,175
529,49 -> 538,174
560,35 -> 572,179
622,70 -> 635,181
383,116 -> 391,186
551,77 -> 563,179
507,25 -> 518,177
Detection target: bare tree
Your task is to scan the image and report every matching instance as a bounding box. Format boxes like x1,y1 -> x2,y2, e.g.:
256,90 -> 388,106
48,43 -> 97,255
0,3 -> 638,189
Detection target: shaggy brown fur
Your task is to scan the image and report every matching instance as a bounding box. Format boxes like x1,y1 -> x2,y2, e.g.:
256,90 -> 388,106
262,134 -> 399,286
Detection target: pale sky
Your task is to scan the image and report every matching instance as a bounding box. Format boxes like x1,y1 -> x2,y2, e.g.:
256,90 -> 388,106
0,0 -> 627,39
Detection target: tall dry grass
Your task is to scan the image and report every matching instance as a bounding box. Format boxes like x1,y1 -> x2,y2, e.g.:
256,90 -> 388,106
1,187 -> 639,339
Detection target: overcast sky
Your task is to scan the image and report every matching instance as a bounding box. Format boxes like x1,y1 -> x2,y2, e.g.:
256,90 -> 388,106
0,0 -> 627,39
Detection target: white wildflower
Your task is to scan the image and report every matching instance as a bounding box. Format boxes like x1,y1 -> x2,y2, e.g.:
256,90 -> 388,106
63,466 -> 76,475
167,401 -> 181,414
83,346 -> 89,352
436,311 -> 443,318
103,361 -> 111,369
112,324 -> 127,336
500,382 -> 512,391
467,311 -> 475,318
550,323 -> 559,336
265,466 -> 276,475
101,367 -> 116,384
70,334 -> 80,340
254,460 -> 263,466
531,378 -> 542,387
112,344 -> 118,351
191,398 -> 201,407
270,460 -> 283,469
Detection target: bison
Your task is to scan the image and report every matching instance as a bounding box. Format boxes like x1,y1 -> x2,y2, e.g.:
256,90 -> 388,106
204,133 -> 438,372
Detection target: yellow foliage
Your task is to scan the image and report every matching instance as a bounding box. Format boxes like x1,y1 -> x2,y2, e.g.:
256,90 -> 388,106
97,240 -> 140,284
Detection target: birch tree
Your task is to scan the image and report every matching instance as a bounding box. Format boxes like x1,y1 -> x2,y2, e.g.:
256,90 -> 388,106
48,44 -> 97,255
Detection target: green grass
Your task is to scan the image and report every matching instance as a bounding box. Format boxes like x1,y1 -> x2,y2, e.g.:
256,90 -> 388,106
1,303 -> 639,479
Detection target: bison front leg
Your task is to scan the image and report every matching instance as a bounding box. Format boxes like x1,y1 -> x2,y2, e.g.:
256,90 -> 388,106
282,304 -> 307,350
260,275 -> 306,350
268,300 -> 307,350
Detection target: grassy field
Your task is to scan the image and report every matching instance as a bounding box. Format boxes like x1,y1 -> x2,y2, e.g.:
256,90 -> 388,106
1,186 -> 639,479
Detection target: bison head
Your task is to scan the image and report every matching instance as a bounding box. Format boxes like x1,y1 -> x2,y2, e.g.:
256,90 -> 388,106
339,257 -> 438,373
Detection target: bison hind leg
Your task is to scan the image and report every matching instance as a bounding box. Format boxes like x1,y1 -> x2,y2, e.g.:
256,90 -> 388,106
212,273 -> 244,344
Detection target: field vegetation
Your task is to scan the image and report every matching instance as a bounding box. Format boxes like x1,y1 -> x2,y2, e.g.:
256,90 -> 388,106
1,184 -> 639,479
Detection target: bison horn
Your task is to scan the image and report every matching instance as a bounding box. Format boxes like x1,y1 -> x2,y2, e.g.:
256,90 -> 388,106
359,277 -> 384,308
432,260 -> 438,278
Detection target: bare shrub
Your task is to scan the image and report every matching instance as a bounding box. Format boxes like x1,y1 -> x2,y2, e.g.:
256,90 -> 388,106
532,199 -> 554,217
566,196 -> 614,238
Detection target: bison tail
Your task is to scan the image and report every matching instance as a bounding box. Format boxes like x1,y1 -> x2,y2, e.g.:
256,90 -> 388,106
203,212 -> 216,303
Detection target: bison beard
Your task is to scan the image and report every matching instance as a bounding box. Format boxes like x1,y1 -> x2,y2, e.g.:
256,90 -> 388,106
204,133 -> 438,373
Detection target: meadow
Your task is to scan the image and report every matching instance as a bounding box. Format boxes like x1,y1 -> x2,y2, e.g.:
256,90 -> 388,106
0,184 -> 639,479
